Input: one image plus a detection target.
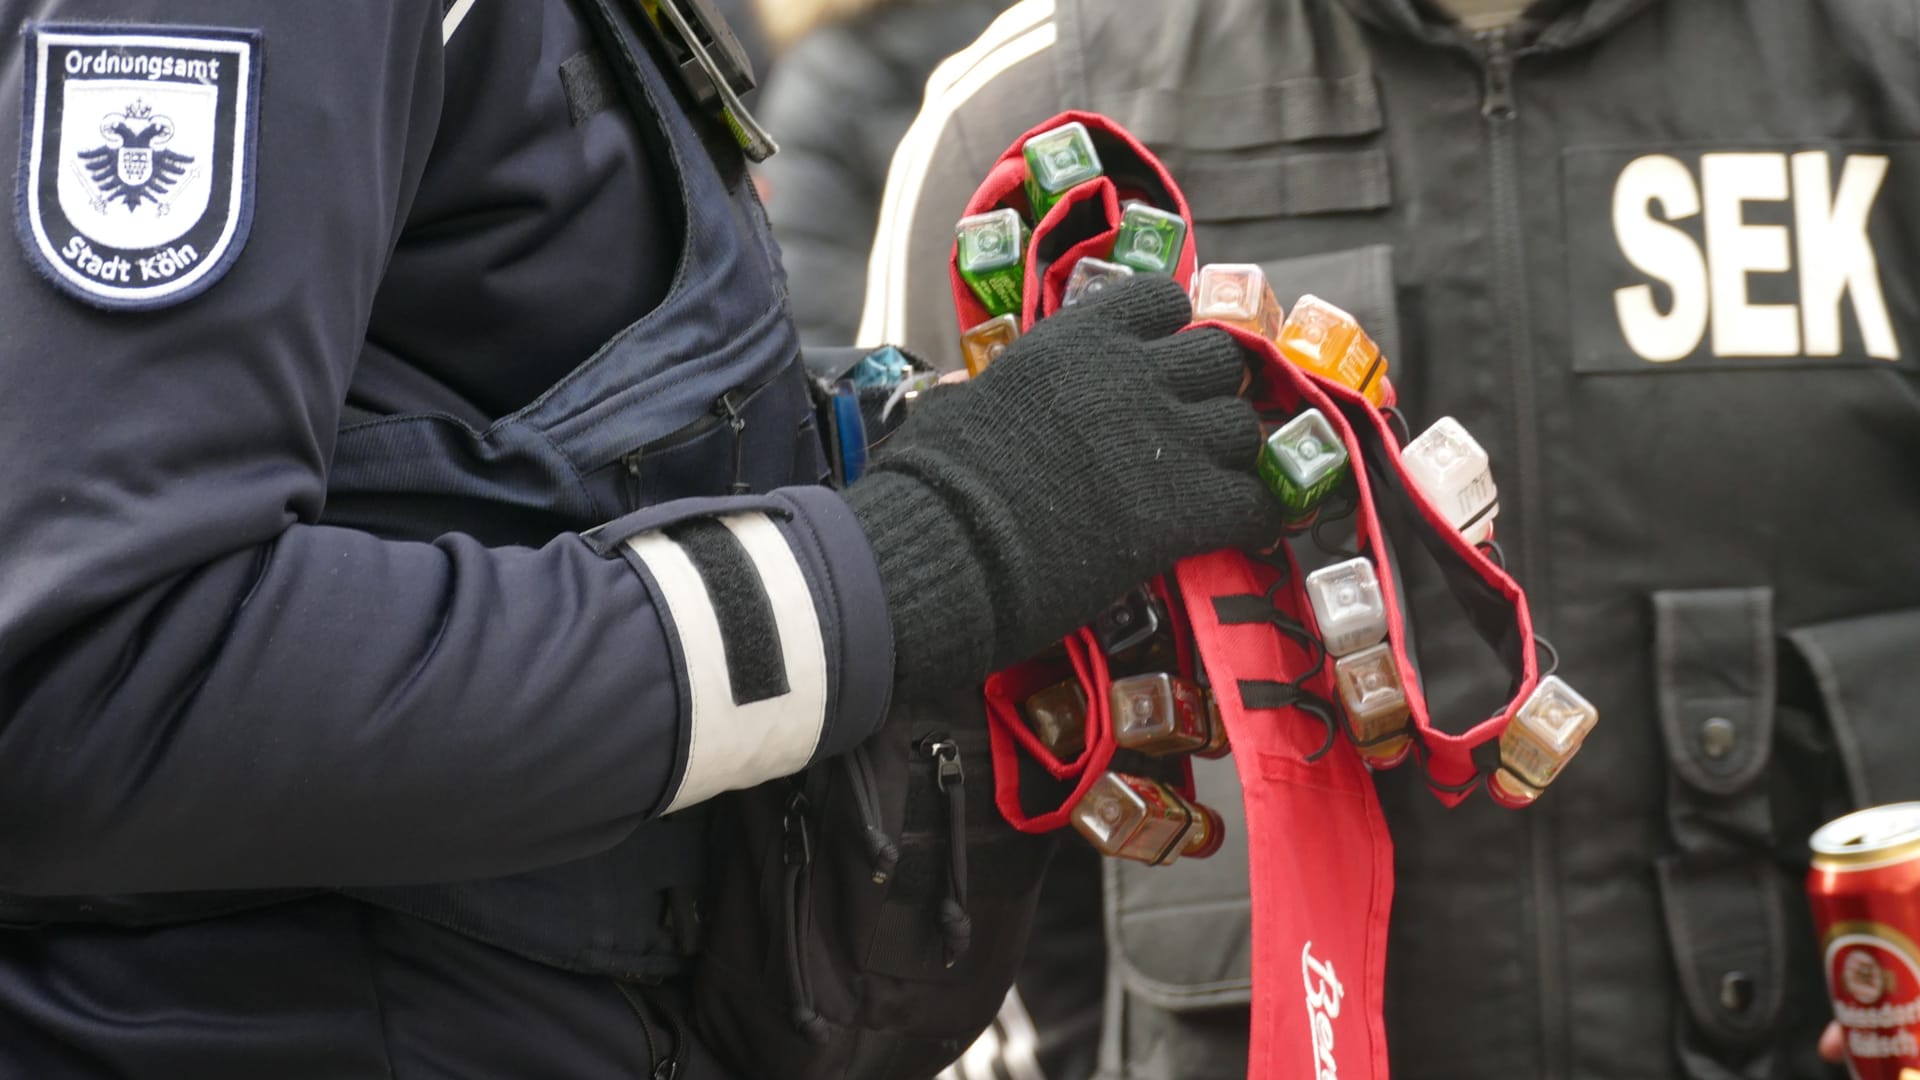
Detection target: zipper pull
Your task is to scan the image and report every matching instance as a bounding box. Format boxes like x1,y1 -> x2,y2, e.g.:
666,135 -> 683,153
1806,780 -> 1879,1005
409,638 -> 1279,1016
928,738 -> 963,791
1479,29 -> 1516,120
782,791 -> 812,867
717,390 -> 750,495
921,735 -> 972,967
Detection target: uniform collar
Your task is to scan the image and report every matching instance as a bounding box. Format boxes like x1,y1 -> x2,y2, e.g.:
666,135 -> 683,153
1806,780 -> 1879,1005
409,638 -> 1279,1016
1335,0 -> 1658,51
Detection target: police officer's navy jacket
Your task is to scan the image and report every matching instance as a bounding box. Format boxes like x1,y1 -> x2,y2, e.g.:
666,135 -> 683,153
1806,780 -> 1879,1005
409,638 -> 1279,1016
0,0 -> 896,1070
870,1 -> 1920,1076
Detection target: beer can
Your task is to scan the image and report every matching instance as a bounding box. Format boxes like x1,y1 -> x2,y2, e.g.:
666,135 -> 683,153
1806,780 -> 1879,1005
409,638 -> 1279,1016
1809,802 -> 1920,1076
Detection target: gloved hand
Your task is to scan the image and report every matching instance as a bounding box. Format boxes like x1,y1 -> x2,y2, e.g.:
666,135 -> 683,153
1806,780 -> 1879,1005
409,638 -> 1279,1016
845,274 -> 1286,695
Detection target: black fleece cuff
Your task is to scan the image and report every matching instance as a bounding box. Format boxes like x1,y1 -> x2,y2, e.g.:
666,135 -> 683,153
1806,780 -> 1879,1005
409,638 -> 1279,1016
845,470 -> 998,696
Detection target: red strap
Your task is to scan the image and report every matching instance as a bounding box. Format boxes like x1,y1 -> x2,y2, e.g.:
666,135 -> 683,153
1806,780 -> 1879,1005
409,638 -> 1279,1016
983,628 -> 1117,834
1177,548 -> 1392,1080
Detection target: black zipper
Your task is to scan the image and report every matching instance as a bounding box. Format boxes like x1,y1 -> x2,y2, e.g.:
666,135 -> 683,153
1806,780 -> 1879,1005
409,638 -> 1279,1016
919,734 -> 972,969
715,388 -> 750,495
780,787 -> 829,1043
621,387 -> 755,507
613,980 -> 683,1080
1476,27 -> 1565,1080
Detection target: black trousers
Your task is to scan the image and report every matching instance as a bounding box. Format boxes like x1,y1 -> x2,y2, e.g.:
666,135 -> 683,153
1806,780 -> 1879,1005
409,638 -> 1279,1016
0,897 -> 736,1079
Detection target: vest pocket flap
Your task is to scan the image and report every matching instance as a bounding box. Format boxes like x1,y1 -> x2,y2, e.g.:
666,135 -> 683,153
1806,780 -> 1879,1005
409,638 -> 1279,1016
1086,74 -> 1382,152
1106,755 -> 1253,1010
1786,607 -> 1920,808
1181,148 -> 1392,221
1655,855 -> 1788,1049
1652,588 -> 1776,796
1258,244 -> 1401,364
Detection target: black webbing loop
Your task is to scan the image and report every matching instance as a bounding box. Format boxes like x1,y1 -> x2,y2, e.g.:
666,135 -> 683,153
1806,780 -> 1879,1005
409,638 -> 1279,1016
1533,634 -> 1560,679
1237,680 -> 1341,762
1310,491 -> 1361,559
1381,406 -> 1413,448
1213,594 -> 1281,626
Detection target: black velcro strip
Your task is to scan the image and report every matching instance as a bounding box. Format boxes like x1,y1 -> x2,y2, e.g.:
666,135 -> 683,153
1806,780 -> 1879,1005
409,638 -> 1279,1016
1238,680 -> 1309,711
558,50 -> 618,127
1213,595 -> 1279,626
664,521 -> 789,705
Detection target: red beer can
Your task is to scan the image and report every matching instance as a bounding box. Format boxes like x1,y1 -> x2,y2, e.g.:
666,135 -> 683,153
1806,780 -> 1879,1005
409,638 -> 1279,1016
1809,803 -> 1920,1077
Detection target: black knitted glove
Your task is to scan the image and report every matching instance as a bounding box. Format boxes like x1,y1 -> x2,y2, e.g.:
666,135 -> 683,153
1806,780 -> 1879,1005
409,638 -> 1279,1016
845,275 -> 1286,695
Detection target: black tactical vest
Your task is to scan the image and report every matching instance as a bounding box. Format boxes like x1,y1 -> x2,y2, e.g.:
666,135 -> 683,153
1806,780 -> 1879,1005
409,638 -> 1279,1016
1058,1 -> 1920,1076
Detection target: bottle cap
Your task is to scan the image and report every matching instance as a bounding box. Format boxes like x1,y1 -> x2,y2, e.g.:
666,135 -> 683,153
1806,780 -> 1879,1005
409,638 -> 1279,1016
1489,767 -> 1542,806
1181,802 -> 1227,860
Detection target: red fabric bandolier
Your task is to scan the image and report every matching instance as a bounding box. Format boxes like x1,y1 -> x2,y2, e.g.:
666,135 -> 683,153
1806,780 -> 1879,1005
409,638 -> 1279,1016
960,113 -> 1545,1080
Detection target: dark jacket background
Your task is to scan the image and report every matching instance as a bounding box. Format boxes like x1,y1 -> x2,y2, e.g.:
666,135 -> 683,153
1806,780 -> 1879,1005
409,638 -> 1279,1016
755,0 -> 1011,346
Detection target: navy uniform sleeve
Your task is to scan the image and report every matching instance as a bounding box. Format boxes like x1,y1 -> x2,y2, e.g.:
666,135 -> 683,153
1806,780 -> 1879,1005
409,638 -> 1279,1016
0,4 -> 891,895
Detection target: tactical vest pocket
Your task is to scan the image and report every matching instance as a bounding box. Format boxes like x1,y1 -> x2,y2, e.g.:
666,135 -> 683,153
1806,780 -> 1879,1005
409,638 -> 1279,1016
617,359 -> 823,509
1179,148 -> 1392,222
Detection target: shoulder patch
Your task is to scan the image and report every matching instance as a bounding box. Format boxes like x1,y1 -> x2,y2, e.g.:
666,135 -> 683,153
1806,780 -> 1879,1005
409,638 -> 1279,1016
16,25 -> 261,311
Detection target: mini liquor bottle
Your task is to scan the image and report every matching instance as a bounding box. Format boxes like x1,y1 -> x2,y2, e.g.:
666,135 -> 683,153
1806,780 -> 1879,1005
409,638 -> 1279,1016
1333,642 -> 1413,768
1110,202 -> 1187,275
956,208 -> 1027,317
1277,295 -> 1389,405
1110,673 -> 1230,758
1305,556 -> 1389,658
960,314 -> 1021,377
1402,417 -> 1499,546
1062,257 -> 1135,307
1258,408 -> 1350,526
1023,679 -> 1088,760
1490,676 -> 1599,806
1192,263 -> 1284,342
1071,772 -> 1225,866
1023,121 -> 1104,220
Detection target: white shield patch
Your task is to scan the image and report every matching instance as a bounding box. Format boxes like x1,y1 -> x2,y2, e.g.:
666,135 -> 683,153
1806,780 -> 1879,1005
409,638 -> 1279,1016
16,26 -> 261,310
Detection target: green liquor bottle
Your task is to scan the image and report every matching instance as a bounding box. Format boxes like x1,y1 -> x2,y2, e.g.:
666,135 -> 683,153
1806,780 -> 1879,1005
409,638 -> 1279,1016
1111,201 -> 1187,275
1258,408 -> 1350,526
956,208 -> 1028,317
1022,121 -> 1104,221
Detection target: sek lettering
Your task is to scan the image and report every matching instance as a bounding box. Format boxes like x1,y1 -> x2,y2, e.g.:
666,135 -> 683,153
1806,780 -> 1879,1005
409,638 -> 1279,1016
1611,151 -> 1899,362
1302,943 -> 1345,1080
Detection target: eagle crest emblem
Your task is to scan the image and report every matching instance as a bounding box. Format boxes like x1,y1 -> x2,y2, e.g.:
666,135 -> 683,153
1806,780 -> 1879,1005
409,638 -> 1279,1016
76,100 -> 196,213
17,25 -> 260,310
